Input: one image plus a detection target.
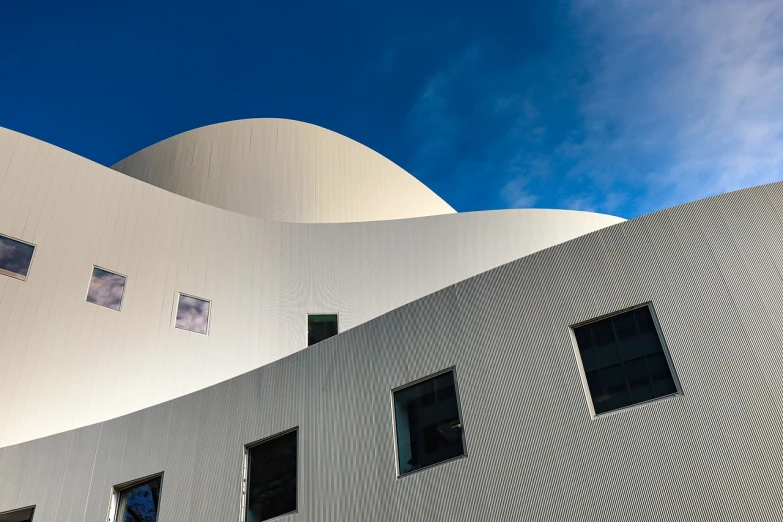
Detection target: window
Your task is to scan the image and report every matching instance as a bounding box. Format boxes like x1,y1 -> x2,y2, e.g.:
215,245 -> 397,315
0,506 -> 35,522
175,293 -> 210,335
307,314 -> 338,346
392,369 -> 466,476
109,475 -> 162,522
243,428 -> 298,522
573,303 -> 680,416
0,234 -> 35,281
86,267 -> 127,311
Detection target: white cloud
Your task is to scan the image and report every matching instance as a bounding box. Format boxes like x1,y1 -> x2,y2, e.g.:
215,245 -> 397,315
176,295 -> 210,334
405,0 -> 783,217
569,0 -> 783,214
501,178 -> 539,208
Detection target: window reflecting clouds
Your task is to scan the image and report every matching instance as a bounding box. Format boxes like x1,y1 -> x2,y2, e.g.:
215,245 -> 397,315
175,294 -> 210,334
86,267 -> 126,311
0,235 -> 34,281
116,475 -> 162,522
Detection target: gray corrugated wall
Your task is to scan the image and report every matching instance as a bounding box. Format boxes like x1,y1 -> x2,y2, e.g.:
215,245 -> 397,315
1,182 -> 782,521
0,126 -> 623,448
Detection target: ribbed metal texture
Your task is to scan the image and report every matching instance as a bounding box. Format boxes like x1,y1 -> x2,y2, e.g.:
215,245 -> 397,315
111,118 -> 457,223
0,182 -> 781,521
0,126 -> 621,447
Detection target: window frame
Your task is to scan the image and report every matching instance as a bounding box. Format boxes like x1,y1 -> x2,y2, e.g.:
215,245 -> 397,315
0,505 -> 36,522
570,302 -> 683,419
105,472 -> 164,522
241,427 -> 300,522
85,265 -> 128,312
306,312 -> 339,346
390,366 -> 468,478
173,292 -> 212,335
0,233 -> 36,282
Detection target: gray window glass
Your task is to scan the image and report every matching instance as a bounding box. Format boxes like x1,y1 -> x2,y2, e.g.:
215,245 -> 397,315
574,304 -> 679,415
393,369 -> 466,476
115,475 -> 162,522
307,314 -> 338,346
175,294 -> 210,335
245,429 -> 297,522
0,235 -> 34,281
0,506 -> 35,522
86,267 -> 126,311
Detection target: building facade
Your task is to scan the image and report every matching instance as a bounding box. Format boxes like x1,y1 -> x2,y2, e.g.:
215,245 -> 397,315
0,120 -> 780,521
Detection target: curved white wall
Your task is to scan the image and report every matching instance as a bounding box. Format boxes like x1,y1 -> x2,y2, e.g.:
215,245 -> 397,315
0,122 -> 623,447
112,119 -> 456,223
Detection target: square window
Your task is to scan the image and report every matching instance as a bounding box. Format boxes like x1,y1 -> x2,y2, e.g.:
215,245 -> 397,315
307,314 -> 338,346
572,304 -> 680,416
86,267 -> 127,311
244,428 -> 298,522
175,293 -> 210,335
0,234 -> 35,281
109,475 -> 162,522
393,369 -> 466,476
0,506 -> 35,522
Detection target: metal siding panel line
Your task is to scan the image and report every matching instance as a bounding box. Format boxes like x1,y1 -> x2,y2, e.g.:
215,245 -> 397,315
0,136 -> 38,235
52,424 -> 102,522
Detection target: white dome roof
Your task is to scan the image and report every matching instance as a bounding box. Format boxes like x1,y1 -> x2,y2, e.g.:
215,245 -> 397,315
112,118 -> 456,223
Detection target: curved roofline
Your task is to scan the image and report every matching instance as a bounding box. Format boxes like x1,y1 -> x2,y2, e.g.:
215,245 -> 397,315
110,118 -> 457,223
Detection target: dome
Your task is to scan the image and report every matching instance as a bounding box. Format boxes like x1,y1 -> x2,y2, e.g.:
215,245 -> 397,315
111,118 -> 456,223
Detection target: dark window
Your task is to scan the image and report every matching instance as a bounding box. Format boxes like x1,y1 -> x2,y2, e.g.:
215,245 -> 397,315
175,294 -> 210,334
86,267 -> 127,311
0,235 -> 34,281
573,304 -> 679,415
0,506 -> 35,522
114,475 -> 162,522
307,314 -> 338,346
245,429 -> 298,522
393,369 -> 466,476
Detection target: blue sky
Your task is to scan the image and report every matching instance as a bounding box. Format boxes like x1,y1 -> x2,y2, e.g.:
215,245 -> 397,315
1,0 -> 781,218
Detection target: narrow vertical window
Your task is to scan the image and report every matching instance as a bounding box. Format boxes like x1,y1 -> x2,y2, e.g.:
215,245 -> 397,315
393,369 -> 466,476
572,303 -> 680,416
0,234 -> 35,281
244,428 -> 298,522
0,506 -> 35,522
86,267 -> 127,311
109,475 -> 162,522
175,293 -> 211,335
307,314 -> 338,346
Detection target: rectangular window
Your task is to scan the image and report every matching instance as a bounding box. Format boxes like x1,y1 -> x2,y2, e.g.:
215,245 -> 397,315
86,267 -> 127,311
108,474 -> 162,522
572,303 -> 680,416
243,428 -> 298,522
392,369 -> 466,476
307,314 -> 338,346
175,293 -> 210,335
0,234 -> 35,281
0,506 -> 35,522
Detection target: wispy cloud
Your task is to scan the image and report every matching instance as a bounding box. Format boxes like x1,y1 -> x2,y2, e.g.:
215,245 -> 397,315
86,268 -> 126,311
568,0 -> 783,215
404,0 -> 783,218
176,294 -> 210,335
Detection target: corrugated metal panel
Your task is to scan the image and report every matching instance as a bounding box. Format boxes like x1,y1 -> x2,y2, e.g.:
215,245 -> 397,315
0,182 -> 780,520
0,127 -> 622,447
